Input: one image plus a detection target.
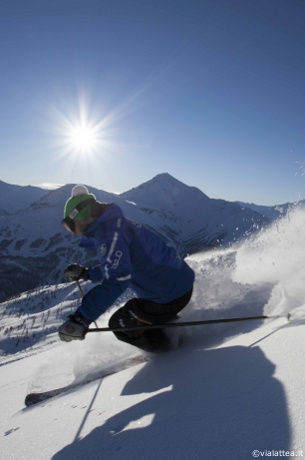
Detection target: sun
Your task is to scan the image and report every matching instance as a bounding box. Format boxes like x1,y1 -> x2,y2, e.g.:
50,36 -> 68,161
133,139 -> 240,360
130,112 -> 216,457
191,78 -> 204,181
50,97 -> 116,160
68,123 -> 98,154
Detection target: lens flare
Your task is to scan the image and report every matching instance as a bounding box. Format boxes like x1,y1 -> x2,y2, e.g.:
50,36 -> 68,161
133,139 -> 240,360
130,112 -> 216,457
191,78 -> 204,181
67,122 -> 98,154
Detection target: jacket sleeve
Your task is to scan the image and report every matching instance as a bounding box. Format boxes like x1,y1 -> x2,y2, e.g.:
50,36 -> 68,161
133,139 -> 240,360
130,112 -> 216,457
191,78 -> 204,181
77,279 -> 130,322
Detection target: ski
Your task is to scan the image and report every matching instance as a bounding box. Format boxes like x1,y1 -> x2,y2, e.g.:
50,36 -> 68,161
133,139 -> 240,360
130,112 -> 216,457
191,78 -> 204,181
25,354 -> 148,407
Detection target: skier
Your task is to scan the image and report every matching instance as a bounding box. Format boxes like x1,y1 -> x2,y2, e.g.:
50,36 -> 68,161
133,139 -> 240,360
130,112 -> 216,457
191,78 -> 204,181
58,185 -> 195,352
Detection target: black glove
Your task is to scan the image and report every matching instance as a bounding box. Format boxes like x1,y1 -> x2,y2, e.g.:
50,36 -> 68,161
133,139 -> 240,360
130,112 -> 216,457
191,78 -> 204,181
58,313 -> 90,342
64,264 -> 89,282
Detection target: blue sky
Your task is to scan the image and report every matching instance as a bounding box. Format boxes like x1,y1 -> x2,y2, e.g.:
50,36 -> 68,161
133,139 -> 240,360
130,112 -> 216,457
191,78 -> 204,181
0,0 -> 305,205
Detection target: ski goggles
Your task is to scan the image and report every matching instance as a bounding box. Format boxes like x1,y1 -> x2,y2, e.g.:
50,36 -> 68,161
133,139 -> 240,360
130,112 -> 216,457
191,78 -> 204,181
61,198 -> 95,233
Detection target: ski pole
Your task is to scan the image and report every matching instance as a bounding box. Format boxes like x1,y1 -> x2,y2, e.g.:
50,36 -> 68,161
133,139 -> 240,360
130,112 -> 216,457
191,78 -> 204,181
76,280 -> 85,297
86,314 -> 286,333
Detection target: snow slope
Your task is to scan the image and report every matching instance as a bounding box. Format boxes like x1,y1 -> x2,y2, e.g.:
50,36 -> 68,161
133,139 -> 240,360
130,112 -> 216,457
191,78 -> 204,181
1,206 -> 305,459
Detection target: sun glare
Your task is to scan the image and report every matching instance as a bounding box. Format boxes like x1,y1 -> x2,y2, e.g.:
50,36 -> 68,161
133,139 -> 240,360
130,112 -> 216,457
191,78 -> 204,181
51,96 -> 119,163
68,123 -> 98,154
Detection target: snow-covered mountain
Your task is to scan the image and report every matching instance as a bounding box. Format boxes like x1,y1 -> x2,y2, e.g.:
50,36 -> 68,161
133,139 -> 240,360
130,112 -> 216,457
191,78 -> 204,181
237,200 -> 294,221
0,180 -> 46,215
1,204 -> 305,459
0,173 -> 286,301
122,173 -> 270,253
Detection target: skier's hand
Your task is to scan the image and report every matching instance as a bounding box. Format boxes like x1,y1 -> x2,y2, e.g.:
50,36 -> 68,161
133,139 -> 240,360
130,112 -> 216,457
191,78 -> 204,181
64,264 -> 89,282
58,313 -> 90,342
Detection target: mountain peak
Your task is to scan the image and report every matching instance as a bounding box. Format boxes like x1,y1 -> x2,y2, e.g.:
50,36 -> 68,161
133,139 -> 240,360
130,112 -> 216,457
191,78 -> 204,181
121,172 -> 209,204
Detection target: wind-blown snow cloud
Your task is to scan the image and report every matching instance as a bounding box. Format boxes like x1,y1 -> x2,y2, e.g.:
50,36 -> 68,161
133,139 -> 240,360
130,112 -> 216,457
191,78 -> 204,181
232,206 -> 305,316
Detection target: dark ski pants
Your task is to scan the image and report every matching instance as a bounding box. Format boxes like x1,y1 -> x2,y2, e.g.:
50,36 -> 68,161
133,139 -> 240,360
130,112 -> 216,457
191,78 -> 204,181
108,289 -> 193,353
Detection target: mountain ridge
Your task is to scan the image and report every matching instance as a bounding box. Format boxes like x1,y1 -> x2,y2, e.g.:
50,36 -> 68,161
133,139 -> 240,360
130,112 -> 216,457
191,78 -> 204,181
0,173 -> 295,212
0,180 -> 46,215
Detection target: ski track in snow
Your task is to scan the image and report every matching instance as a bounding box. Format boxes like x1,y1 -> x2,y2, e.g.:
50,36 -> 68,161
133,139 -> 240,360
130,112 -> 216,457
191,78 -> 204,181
1,208 -> 305,459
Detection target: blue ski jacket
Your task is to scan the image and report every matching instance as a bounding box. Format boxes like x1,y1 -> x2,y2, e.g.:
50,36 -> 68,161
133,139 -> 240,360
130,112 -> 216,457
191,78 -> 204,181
76,203 -> 195,322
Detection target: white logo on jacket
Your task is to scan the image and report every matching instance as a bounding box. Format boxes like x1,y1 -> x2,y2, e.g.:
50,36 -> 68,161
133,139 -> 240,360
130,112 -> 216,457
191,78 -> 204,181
111,250 -> 123,269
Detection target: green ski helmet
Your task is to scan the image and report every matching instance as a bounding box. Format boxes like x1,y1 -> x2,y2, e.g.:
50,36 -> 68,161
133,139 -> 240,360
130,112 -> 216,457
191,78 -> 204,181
62,185 -> 96,233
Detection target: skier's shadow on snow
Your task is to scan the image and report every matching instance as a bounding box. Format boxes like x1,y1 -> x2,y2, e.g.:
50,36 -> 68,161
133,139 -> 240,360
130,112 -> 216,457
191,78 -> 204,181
52,344 -> 291,460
